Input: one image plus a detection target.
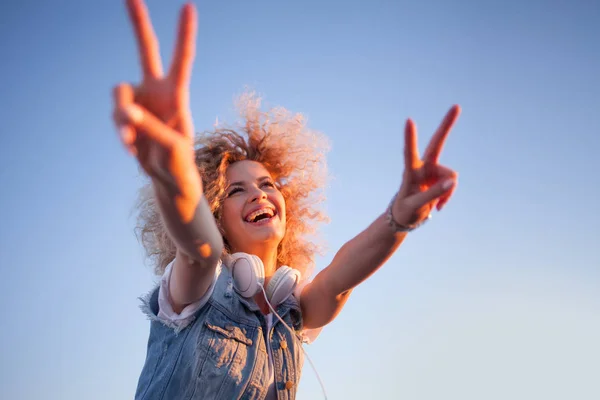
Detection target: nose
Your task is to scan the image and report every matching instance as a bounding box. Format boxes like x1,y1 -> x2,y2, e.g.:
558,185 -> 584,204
247,185 -> 267,203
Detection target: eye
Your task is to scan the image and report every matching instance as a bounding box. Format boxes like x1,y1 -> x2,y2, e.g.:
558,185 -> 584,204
227,187 -> 243,197
261,180 -> 276,189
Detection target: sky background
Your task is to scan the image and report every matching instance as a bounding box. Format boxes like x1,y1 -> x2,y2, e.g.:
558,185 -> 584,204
1,0 -> 599,399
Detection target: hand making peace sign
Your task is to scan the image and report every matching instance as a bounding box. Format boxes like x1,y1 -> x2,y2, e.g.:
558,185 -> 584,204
112,0 -> 200,197
390,106 -> 461,228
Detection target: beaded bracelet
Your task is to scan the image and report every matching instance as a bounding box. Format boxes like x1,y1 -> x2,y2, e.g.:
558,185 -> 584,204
385,192 -> 431,233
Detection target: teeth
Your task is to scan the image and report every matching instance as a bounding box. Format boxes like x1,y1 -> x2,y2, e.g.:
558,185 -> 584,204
245,208 -> 275,222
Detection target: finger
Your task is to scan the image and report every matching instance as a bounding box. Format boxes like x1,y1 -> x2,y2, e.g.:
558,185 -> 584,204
406,178 -> 456,210
436,180 -> 457,211
169,3 -> 197,86
117,103 -> 178,148
423,105 -> 461,163
419,163 -> 456,184
126,0 -> 163,78
422,164 -> 457,210
404,119 -> 420,171
428,165 -> 457,211
112,83 -> 137,155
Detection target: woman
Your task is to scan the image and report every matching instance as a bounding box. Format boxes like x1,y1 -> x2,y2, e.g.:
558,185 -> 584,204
113,1 -> 460,399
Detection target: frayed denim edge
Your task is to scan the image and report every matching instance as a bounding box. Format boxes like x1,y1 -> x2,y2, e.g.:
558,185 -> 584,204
138,286 -> 190,335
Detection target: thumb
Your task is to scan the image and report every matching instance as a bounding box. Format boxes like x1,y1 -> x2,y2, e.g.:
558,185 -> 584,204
406,178 -> 456,209
112,83 -> 136,155
118,103 -> 178,148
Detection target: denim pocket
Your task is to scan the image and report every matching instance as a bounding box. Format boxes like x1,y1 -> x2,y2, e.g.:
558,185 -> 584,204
205,321 -> 253,367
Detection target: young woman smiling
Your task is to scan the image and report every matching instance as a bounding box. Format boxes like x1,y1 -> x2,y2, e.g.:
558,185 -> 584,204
113,1 -> 460,399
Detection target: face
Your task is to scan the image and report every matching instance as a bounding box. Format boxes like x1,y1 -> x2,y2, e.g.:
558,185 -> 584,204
219,160 -> 286,254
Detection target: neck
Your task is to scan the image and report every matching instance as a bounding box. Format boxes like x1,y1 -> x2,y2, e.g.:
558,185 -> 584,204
231,243 -> 279,278
249,245 -> 278,315
253,246 -> 278,278
230,243 -> 279,314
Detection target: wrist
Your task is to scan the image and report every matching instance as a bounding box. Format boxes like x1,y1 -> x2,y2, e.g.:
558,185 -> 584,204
385,192 -> 430,233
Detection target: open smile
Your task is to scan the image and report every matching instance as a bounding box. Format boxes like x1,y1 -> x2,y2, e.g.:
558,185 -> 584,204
243,207 -> 278,226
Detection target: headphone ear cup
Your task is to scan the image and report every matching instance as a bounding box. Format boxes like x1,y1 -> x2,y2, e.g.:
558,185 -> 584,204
267,266 -> 301,306
228,253 -> 263,298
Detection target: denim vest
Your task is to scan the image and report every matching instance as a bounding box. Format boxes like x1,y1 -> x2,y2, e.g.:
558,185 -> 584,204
135,263 -> 305,400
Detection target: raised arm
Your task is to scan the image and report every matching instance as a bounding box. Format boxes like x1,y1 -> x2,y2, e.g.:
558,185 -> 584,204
113,0 -> 222,313
301,106 -> 461,329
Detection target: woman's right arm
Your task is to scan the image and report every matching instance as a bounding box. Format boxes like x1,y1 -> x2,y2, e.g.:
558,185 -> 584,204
154,179 -> 223,312
113,0 -> 222,312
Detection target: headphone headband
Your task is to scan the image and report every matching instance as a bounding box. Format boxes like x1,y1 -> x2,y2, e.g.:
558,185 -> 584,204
225,252 -> 301,306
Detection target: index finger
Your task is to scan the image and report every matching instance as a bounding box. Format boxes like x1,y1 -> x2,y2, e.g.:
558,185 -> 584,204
404,118 -> 420,171
126,0 -> 164,78
423,105 -> 461,163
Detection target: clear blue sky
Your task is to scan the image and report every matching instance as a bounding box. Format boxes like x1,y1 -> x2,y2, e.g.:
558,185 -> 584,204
1,0 -> 599,399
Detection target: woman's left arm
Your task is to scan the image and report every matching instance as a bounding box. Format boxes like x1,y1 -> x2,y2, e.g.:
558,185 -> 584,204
301,105 -> 461,329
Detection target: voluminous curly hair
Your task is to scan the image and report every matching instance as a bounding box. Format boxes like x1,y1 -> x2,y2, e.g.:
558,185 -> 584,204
135,92 -> 330,278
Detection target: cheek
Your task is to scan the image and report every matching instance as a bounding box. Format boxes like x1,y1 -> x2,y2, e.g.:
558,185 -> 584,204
277,195 -> 287,223
221,203 -> 241,231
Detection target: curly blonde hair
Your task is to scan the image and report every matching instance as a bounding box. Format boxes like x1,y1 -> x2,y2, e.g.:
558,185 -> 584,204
135,92 -> 330,278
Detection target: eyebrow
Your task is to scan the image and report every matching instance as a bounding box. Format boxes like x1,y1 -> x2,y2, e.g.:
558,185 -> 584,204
228,176 -> 272,188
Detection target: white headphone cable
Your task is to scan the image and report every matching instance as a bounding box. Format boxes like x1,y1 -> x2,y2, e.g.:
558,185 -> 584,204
258,284 -> 328,400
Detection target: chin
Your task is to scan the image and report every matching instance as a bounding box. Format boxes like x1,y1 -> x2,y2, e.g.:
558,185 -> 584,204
242,223 -> 284,248
249,228 -> 284,245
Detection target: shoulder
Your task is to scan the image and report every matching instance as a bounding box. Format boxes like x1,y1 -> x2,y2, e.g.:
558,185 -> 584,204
140,259 -> 225,332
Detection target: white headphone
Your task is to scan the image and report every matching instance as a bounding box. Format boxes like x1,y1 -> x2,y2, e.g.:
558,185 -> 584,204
225,252 -> 301,306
